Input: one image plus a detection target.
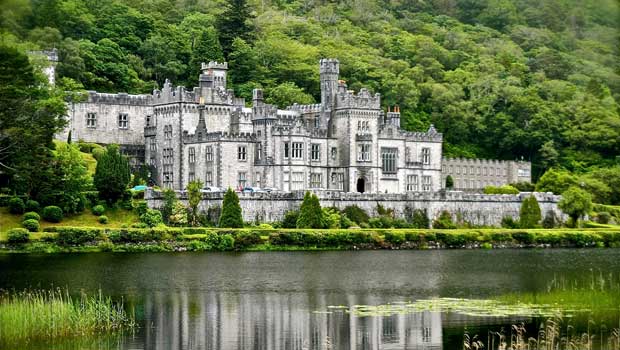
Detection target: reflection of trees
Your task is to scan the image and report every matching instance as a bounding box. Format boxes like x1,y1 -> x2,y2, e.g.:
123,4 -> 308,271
138,291 -> 443,350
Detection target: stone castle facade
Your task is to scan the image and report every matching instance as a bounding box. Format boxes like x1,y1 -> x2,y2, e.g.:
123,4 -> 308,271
56,58 -> 530,193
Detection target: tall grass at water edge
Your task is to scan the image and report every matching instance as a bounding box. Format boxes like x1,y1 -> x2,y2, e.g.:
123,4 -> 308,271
0,289 -> 135,345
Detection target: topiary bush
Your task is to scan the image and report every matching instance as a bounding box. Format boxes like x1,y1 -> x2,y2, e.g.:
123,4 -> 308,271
42,206 -> 63,223
8,197 -> 25,214
91,205 -> 105,216
22,219 -> 40,232
219,188 -> 243,228
98,215 -> 109,224
519,195 -> 542,228
25,200 -> 40,212
22,211 -> 41,222
296,192 -> 323,229
7,228 -> 30,243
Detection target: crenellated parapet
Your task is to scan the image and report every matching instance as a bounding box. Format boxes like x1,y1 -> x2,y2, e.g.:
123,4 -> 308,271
379,124 -> 443,142
287,103 -> 322,113
334,87 -> 381,110
201,61 -> 228,71
442,157 -> 524,166
152,79 -> 197,104
183,130 -> 256,144
85,91 -> 153,105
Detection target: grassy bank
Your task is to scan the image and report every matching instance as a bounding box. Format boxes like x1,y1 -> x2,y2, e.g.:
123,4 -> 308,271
0,289 -> 134,346
1,226 -> 620,253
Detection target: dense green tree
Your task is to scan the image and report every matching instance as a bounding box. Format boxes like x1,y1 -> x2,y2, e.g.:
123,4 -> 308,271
265,82 -> 315,108
535,168 -> 578,194
217,0 -> 255,56
296,192 -> 323,229
519,195 -> 542,228
188,27 -> 224,84
219,188 -> 243,228
445,175 -> 454,189
558,186 -> 592,227
187,180 -> 203,226
161,188 -> 177,224
93,144 -> 131,204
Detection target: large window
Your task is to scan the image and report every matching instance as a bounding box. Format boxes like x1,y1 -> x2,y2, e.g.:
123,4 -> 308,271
86,113 -> 97,128
205,146 -> 213,162
188,147 -> 196,164
256,142 -> 262,160
331,172 -> 344,190
381,148 -> 398,174
292,142 -> 304,159
238,172 -> 247,188
162,148 -> 174,188
238,145 -> 247,161
358,144 -> 371,162
310,173 -> 322,188
291,172 -> 304,190
421,148 -> 431,165
164,125 -> 173,139
406,175 -> 419,191
205,172 -> 213,186
311,144 -> 321,161
422,176 -> 432,191
118,113 -> 128,129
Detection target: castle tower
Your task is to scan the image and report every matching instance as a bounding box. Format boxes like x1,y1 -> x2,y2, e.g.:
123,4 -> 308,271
319,59 -> 339,109
201,61 -> 228,89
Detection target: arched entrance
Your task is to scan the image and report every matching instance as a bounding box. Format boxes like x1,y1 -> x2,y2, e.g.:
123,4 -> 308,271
356,178 -> 365,193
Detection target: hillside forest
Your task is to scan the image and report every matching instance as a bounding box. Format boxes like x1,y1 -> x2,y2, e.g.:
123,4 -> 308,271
0,0 -> 619,206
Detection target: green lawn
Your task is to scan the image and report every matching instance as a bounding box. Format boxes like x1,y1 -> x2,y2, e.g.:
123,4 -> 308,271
0,207 -> 139,234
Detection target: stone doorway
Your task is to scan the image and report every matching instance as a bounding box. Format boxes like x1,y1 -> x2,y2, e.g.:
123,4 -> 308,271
356,178 -> 365,193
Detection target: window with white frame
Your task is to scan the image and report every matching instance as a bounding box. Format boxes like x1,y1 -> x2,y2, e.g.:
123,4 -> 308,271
118,113 -> 128,129
422,176 -> 432,191
164,125 -> 172,139
358,144 -> 371,162
255,172 -> 261,187
205,171 -> 213,186
310,173 -> 322,188
149,137 -> 156,152
188,147 -> 196,164
311,144 -> 320,161
291,172 -> 304,190
256,142 -> 262,160
406,175 -> 419,191
205,146 -> 213,162
188,172 -> 195,182
331,172 -> 344,190
238,172 -> 247,188
381,148 -> 398,174
162,148 -> 174,188
238,145 -> 247,161
421,148 -> 431,165
86,113 -> 97,128
291,142 -> 304,159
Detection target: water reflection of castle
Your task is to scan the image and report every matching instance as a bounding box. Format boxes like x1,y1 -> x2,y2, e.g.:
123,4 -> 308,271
137,292 -> 442,350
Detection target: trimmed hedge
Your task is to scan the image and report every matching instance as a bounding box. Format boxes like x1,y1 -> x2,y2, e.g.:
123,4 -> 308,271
7,228 -> 30,243
42,206 -> 63,223
55,227 -> 102,245
8,197 -> 25,214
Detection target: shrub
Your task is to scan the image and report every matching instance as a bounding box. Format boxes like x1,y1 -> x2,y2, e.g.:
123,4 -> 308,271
501,216 -> 519,229
22,219 -> 40,232
559,187 -> 592,227
512,231 -> 535,244
140,209 -> 163,227
7,228 -> 30,243
410,209 -> 430,229
369,216 -> 393,228
343,206 -> 369,225
542,211 -> 557,228
133,201 -> 148,217
384,231 -> 405,245
234,231 -> 262,248
219,188 -> 243,228
597,212 -> 611,224
56,227 -> 101,245
281,210 -> 299,228
8,197 -> 25,214
519,196 -> 541,228
217,234 -> 235,250
483,185 -> 519,195
22,212 -> 41,222
42,206 -> 63,223
91,205 -> 105,216
433,211 -> 456,229
169,202 -> 188,226
98,215 -> 109,224
435,232 -> 467,247
296,192 -> 323,229
25,200 -> 40,212
321,207 -> 341,229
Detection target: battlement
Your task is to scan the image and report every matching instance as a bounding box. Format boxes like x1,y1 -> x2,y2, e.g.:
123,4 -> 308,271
287,103 -> 322,113
442,157 -> 529,166
319,58 -> 339,74
335,88 -> 381,110
85,91 -> 153,105
201,61 -> 228,71
183,130 -> 256,144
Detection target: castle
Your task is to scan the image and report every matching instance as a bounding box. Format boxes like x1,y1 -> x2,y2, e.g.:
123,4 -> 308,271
57,58 -> 530,193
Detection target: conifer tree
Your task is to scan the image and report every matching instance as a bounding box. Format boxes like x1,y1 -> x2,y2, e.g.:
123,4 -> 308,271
445,175 -> 454,189
93,144 -> 130,204
219,188 -> 243,228
296,192 -> 323,229
217,0 -> 255,56
190,27 -> 224,69
519,195 -> 542,228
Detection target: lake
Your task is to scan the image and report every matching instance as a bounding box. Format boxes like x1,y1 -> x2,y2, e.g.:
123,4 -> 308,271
1,249 -> 619,349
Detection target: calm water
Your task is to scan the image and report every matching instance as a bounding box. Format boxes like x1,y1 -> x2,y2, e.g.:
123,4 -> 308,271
1,249 -> 619,349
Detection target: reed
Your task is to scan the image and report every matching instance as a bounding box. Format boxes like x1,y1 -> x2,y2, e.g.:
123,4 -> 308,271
0,289 -> 135,345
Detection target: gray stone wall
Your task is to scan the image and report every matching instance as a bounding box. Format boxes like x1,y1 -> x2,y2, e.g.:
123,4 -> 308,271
442,158 -> 532,190
145,189 -> 564,227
